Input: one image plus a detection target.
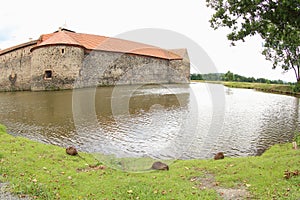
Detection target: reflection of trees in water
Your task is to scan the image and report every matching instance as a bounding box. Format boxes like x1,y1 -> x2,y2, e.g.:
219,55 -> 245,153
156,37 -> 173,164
255,97 -> 299,155
225,88 -> 233,95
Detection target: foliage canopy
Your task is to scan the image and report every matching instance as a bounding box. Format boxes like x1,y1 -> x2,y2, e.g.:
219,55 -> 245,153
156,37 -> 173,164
206,0 -> 300,82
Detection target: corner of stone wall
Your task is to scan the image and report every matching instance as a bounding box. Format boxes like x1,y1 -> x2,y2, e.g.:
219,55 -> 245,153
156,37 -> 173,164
168,48 -> 190,83
30,45 -> 84,91
0,44 -> 34,91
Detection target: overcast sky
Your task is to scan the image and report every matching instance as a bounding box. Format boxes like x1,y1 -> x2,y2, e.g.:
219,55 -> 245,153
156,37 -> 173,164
0,0 -> 295,82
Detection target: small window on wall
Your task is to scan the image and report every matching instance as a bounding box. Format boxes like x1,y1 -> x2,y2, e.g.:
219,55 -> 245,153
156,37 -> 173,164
61,48 -> 65,54
44,70 -> 52,80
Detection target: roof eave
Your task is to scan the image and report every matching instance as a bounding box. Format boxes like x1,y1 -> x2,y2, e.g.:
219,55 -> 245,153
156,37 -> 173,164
0,40 -> 38,56
30,43 -> 85,52
85,48 -> 183,60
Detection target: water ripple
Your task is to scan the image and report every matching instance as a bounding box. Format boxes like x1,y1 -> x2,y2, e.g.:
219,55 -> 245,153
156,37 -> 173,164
0,83 -> 298,159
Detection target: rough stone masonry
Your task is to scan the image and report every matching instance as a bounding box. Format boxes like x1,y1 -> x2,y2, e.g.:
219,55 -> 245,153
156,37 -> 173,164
0,28 -> 190,91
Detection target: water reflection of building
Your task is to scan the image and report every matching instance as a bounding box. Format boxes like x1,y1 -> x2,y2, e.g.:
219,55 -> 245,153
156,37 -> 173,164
0,84 -> 190,156
0,90 -> 75,145
94,84 -> 190,128
74,84 -> 191,158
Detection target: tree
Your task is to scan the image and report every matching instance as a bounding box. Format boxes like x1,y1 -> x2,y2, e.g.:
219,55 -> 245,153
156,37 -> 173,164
206,0 -> 300,84
224,70 -> 235,81
190,73 -> 203,80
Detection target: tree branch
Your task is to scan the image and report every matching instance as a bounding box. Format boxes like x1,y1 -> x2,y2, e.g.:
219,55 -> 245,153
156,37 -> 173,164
286,49 -> 299,81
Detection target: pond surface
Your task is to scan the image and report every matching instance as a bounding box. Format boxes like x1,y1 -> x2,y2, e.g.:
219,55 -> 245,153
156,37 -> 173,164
0,83 -> 299,159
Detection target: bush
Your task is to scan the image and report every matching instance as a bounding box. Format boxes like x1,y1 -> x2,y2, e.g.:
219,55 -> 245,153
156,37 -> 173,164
0,124 -> 6,134
294,132 -> 300,146
293,82 -> 300,93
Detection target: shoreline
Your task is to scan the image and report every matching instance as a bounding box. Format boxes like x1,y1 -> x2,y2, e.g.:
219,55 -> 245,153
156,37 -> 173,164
1,124 -> 300,199
192,80 -> 300,97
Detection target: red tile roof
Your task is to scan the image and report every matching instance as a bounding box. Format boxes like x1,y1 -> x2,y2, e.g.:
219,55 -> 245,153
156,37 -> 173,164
37,31 -> 81,47
33,30 -> 182,60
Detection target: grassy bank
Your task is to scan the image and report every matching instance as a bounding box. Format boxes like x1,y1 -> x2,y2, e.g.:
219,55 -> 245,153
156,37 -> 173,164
1,124 -> 300,199
223,82 -> 300,96
193,80 -> 300,97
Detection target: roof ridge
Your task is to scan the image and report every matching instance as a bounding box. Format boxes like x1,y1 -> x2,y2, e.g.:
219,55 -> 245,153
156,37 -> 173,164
39,31 -> 82,47
30,30 -> 183,60
63,31 -> 87,46
85,36 -> 182,59
64,32 -> 181,59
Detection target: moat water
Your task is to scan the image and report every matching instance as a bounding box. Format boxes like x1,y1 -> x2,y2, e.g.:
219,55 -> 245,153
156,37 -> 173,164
0,83 -> 299,159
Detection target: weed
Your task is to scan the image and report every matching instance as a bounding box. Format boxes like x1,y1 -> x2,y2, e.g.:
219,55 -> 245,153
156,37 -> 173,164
294,132 -> 300,146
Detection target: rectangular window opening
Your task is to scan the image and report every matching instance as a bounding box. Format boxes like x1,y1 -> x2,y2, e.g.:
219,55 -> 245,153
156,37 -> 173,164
44,70 -> 52,80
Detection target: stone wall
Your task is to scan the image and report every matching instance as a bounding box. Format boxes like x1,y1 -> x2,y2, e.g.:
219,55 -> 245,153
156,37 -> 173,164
31,45 -> 84,91
0,43 -> 190,91
0,44 -> 34,91
169,48 -> 190,83
113,54 -> 171,85
75,51 -> 189,88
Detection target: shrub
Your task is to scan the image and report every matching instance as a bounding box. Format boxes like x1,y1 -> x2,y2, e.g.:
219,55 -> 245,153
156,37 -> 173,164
294,132 -> 300,146
0,124 -> 6,134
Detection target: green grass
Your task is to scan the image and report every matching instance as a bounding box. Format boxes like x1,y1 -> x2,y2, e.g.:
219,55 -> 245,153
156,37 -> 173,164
193,80 -> 300,96
1,124 -> 300,199
223,82 -> 298,95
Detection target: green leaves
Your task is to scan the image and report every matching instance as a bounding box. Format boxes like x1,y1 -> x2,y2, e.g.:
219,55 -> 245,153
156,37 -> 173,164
207,0 -> 300,82
0,124 -> 6,134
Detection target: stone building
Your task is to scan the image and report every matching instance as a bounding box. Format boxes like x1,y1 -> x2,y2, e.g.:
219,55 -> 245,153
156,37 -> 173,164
0,28 -> 190,91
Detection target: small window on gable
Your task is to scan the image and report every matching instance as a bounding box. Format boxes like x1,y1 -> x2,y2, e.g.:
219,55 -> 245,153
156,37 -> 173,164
61,48 -> 65,54
44,70 -> 52,80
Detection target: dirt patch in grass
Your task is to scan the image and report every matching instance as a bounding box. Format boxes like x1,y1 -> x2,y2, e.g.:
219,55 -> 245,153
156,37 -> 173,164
76,164 -> 106,172
1,182 -> 31,200
193,172 -> 251,200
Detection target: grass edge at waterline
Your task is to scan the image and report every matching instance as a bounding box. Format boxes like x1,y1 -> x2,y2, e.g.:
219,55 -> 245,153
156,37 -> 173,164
1,124 -> 300,199
193,80 -> 300,97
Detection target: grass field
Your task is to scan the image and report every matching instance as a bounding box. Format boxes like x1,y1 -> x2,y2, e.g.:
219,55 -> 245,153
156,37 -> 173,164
193,80 -> 300,97
223,82 -> 299,96
1,124 -> 300,199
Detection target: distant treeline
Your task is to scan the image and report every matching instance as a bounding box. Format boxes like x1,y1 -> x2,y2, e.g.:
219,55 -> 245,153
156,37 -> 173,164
191,71 -> 294,85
